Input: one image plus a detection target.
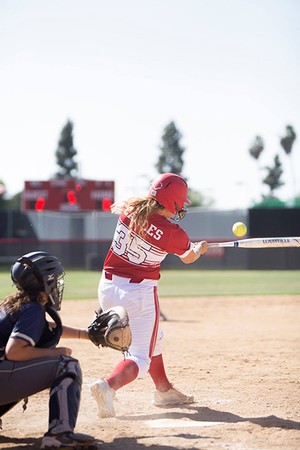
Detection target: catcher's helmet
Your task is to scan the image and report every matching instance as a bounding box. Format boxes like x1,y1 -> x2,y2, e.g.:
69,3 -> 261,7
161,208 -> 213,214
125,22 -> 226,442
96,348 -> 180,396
148,173 -> 190,220
11,251 -> 65,310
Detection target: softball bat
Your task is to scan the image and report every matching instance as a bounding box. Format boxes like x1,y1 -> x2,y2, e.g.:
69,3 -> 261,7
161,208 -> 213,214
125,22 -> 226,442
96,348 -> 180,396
208,236 -> 300,249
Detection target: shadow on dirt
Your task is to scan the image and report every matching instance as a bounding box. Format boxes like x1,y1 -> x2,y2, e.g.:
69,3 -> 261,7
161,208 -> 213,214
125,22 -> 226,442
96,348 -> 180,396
0,435 -> 37,449
120,405 -> 300,430
1,406 -> 299,449
0,434 -> 204,450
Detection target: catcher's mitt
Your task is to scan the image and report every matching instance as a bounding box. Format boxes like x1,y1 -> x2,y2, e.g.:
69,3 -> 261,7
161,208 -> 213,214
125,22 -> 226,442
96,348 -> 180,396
88,306 -> 131,353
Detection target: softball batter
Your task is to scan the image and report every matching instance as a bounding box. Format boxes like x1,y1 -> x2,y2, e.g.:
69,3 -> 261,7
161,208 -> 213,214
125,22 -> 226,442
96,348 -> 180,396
90,173 -> 208,418
0,251 -> 97,449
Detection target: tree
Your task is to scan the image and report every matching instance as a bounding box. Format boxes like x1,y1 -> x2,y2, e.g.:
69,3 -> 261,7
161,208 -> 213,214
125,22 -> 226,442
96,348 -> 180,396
280,125 -> 296,155
156,121 -> 185,175
249,125 -> 298,207
155,121 -> 214,207
249,135 -> 264,201
0,187 -> 20,210
0,180 -> 6,210
262,154 -> 284,197
187,188 -> 215,208
55,120 -> 78,178
248,135 -> 264,161
280,124 -> 297,201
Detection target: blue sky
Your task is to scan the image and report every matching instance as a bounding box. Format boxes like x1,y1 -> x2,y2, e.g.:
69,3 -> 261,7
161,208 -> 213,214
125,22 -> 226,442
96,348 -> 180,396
1,0 -> 299,209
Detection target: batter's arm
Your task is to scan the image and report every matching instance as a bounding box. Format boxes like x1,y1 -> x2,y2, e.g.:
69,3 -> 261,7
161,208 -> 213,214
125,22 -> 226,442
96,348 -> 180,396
180,241 -> 208,264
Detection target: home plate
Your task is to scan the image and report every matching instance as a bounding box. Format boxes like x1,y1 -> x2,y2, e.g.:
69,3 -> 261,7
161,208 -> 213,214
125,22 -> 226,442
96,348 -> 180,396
146,419 -> 222,428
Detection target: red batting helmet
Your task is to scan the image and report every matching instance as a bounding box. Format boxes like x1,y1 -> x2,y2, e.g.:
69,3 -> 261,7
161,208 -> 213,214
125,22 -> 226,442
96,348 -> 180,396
148,173 -> 190,220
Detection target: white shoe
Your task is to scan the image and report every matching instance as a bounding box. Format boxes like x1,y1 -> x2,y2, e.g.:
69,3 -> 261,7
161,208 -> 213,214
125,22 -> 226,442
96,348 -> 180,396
40,431 -> 96,448
90,379 -> 116,418
153,385 -> 194,407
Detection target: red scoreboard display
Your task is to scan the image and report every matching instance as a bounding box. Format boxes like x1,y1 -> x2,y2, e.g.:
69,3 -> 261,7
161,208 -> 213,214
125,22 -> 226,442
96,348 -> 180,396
21,179 -> 115,212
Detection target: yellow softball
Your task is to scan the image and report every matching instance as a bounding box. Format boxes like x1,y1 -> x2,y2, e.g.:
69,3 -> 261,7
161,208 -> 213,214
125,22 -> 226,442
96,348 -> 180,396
232,221 -> 247,237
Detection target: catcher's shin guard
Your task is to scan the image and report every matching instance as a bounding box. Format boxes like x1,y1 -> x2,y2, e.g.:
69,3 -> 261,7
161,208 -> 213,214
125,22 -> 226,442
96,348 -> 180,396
48,356 -> 82,435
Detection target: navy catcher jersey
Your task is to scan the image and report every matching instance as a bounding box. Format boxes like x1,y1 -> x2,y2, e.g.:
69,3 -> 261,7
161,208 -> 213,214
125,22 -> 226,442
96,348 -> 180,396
0,302 -> 47,360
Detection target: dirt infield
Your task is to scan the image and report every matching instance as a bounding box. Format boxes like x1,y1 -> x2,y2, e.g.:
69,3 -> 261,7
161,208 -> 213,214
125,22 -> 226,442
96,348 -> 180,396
1,295 -> 300,449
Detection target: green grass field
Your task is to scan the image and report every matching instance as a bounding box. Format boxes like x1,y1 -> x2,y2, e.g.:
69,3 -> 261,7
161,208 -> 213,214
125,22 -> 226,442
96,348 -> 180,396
0,269 -> 299,300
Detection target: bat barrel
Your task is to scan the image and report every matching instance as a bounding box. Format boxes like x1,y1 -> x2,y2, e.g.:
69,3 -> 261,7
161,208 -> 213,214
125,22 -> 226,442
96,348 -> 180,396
208,237 -> 300,249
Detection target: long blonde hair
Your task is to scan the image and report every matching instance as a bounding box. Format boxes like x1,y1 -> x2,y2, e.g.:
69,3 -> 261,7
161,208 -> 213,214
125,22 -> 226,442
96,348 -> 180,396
1,290 -> 47,314
111,197 -> 164,238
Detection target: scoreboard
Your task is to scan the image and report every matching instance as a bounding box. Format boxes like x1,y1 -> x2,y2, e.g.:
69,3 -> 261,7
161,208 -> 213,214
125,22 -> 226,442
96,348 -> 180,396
21,179 -> 115,212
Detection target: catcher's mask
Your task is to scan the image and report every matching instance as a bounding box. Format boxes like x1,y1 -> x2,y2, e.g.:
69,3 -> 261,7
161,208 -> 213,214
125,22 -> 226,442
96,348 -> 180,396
148,173 -> 191,221
11,251 -> 65,311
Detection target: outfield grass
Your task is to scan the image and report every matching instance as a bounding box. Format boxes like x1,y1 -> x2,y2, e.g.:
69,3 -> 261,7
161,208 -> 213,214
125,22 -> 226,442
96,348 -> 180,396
0,269 -> 299,300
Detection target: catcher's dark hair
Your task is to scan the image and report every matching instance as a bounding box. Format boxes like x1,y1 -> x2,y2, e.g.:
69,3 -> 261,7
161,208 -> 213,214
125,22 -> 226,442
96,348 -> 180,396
1,290 -> 45,314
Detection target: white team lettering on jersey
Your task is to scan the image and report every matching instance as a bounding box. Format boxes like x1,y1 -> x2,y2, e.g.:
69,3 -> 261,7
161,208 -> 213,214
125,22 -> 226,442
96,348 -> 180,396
111,221 -> 167,266
146,224 -> 163,240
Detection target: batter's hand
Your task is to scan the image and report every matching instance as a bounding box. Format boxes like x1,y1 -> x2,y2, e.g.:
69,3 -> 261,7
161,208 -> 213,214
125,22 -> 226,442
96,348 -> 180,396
180,240 -> 208,264
194,240 -> 208,256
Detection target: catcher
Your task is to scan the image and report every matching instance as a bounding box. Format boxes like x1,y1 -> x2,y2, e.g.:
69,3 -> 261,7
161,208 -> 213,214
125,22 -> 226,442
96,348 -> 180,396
0,251 -> 130,449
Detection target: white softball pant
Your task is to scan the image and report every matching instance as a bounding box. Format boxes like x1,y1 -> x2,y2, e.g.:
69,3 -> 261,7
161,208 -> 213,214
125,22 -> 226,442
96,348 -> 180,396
98,272 -> 163,377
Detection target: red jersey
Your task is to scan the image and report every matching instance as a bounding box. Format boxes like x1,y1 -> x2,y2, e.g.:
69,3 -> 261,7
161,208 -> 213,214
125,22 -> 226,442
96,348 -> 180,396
103,211 -> 192,280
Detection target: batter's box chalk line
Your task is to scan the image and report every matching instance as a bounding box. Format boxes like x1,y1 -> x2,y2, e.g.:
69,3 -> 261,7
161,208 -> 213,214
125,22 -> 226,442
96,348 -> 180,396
145,418 -> 223,428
